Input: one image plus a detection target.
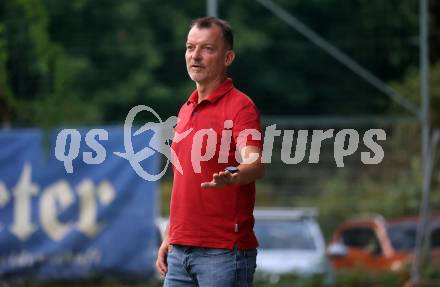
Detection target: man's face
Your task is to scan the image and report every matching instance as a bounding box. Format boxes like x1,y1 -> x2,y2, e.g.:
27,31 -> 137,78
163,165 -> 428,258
185,25 -> 234,84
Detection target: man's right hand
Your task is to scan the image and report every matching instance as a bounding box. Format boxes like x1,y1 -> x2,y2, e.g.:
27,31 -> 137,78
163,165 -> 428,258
156,242 -> 169,276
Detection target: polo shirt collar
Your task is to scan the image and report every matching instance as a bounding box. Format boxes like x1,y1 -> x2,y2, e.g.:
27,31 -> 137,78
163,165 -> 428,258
186,78 -> 234,105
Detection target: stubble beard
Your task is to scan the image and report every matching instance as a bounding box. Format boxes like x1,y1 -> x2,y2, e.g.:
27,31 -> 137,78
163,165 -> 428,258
188,69 -> 208,83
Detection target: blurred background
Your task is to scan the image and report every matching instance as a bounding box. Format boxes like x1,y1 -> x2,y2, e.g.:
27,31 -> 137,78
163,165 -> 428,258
1,0 -> 440,286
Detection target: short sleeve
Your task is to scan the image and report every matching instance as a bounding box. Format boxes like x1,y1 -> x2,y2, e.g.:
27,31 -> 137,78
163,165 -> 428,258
232,102 -> 263,150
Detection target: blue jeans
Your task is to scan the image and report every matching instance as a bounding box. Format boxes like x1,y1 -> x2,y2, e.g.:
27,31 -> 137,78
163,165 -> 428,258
164,245 -> 257,287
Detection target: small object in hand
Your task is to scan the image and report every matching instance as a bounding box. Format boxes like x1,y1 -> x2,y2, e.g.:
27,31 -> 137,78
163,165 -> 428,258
225,166 -> 239,174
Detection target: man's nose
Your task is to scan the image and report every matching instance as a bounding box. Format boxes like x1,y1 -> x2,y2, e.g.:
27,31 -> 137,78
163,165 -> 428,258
193,47 -> 202,60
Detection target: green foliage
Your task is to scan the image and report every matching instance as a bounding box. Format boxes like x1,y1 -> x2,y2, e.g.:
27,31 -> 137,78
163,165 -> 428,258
254,271 -> 405,287
15,272 -> 410,287
254,268 -> 437,287
225,0 -> 420,116
296,62 -> 440,238
331,269 -> 406,287
0,0 -> 98,128
391,62 -> 440,127
2,0 -> 437,127
315,158 -> 423,236
0,23 -> 14,114
310,133 -> 440,239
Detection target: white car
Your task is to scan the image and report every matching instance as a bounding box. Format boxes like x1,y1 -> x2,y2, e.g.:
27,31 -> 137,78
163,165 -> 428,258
253,207 -> 333,283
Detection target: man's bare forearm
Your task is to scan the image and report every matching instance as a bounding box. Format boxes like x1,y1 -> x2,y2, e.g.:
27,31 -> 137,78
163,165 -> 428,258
161,223 -> 170,246
235,146 -> 264,185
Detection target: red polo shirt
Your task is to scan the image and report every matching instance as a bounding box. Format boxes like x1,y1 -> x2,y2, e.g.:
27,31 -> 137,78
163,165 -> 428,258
169,78 -> 262,250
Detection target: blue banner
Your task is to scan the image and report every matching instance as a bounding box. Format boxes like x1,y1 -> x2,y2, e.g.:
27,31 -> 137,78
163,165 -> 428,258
0,127 -> 159,280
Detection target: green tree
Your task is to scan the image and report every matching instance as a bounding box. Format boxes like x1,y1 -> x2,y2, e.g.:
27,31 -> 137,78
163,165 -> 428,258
391,62 -> 440,128
0,0 -> 98,128
2,0 -> 438,127
309,62 -> 440,237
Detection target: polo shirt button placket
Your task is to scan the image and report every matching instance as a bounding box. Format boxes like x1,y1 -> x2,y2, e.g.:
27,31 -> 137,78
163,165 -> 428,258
191,103 -> 199,117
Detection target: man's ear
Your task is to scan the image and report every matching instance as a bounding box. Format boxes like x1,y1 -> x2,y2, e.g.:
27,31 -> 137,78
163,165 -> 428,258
225,50 -> 235,67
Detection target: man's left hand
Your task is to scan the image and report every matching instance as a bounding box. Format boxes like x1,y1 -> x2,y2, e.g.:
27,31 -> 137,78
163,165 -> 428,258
201,170 -> 238,188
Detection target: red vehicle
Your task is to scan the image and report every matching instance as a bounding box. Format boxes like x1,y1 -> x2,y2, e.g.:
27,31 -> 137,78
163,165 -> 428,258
327,215 -> 440,272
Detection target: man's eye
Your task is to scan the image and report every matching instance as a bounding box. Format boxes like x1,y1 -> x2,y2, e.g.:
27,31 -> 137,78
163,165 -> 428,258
186,46 -> 194,50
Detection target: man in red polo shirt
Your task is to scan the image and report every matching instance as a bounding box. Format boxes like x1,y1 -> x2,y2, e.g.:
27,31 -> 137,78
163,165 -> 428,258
156,16 -> 264,287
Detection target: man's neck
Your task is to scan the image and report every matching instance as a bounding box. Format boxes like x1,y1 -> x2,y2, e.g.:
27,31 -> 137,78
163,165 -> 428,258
196,75 -> 227,103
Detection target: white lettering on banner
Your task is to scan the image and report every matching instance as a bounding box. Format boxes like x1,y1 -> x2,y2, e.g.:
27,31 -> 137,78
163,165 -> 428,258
10,163 -> 39,240
0,163 -> 116,241
47,249 -> 101,266
0,249 -> 101,270
40,180 -> 75,241
77,179 -> 114,238
96,181 -> 115,205
0,251 -> 44,269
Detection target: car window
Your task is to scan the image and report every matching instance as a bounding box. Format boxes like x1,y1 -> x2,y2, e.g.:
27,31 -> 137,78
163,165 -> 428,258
387,222 -> 440,251
254,219 -> 317,250
430,226 -> 440,249
341,227 -> 380,252
387,223 -> 416,251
